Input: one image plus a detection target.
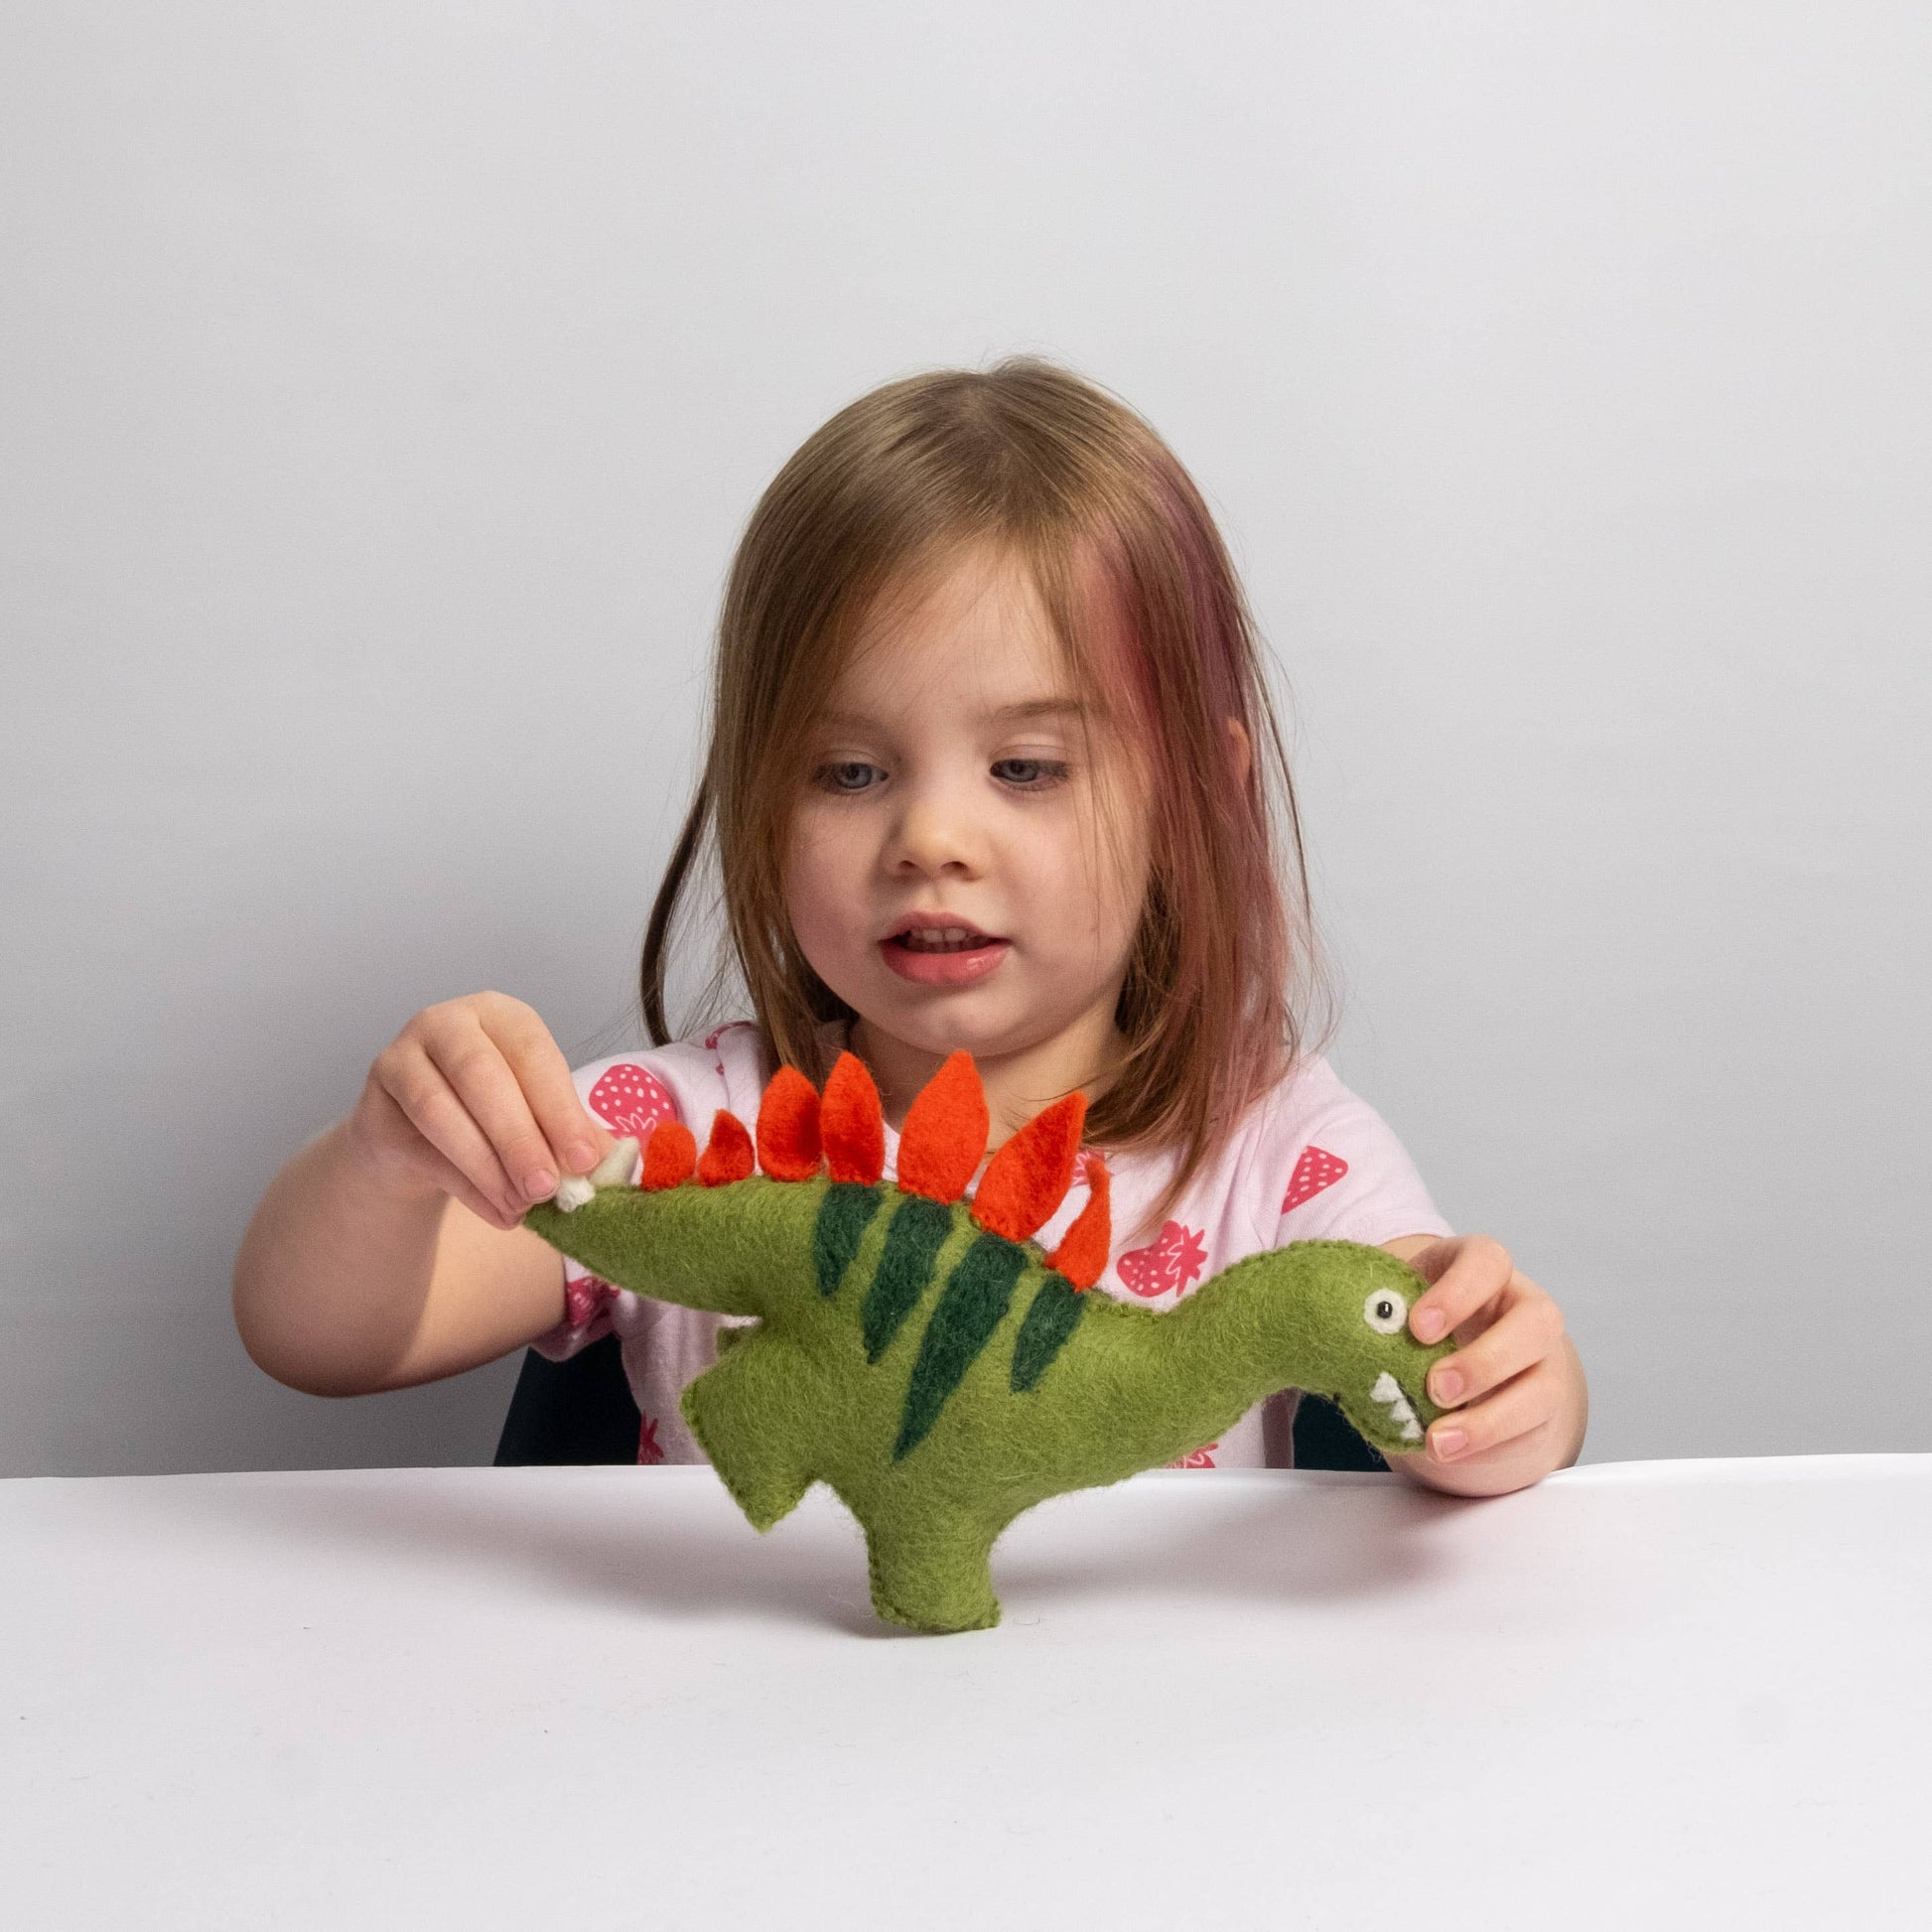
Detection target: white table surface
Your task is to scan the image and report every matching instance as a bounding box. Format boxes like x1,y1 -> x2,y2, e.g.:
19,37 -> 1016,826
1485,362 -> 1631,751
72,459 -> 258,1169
3,1453 -> 1926,1930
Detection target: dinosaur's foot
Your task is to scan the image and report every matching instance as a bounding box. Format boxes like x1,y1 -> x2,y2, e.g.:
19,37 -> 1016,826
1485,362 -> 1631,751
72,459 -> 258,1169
680,1357 -> 814,1532
861,1513 -> 1003,1635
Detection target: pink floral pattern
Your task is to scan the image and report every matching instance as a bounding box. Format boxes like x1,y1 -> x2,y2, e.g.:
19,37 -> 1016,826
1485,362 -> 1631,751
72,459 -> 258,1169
637,1413 -> 665,1465
1167,1440 -> 1219,1469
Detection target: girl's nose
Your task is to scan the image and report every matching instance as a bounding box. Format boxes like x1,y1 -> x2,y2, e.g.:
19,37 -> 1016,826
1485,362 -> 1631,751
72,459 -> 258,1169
885,779 -> 987,876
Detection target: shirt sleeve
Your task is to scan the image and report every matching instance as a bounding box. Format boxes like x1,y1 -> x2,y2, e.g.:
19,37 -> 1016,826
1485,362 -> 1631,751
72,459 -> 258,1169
1269,1053 -> 1455,1250
526,1048 -> 690,1364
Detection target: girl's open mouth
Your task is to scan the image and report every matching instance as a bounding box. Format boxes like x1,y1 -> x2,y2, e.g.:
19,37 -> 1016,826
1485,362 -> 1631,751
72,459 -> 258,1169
880,931 -> 1012,988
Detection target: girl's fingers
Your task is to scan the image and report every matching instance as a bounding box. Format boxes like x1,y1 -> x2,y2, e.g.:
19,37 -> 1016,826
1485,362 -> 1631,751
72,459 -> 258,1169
474,995 -> 609,1175
419,1016 -> 568,1206
1407,1232 -> 1513,1343
408,1118 -> 537,1233
380,1038 -> 530,1226
1427,1283 -> 1565,1410
364,1068 -> 525,1229
1427,1357 -> 1565,1462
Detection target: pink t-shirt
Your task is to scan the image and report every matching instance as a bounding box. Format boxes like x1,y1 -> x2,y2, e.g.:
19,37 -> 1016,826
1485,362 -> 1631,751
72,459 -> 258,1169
530,1019 -> 1454,1470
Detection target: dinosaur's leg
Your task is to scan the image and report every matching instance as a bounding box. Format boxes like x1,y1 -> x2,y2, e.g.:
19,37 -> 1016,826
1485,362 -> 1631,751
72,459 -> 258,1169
859,1500 -> 1003,1634
679,1341 -> 817,1531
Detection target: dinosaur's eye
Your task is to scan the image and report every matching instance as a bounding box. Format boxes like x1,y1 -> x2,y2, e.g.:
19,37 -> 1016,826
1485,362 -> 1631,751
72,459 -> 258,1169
1363,1288 -> 1408,1335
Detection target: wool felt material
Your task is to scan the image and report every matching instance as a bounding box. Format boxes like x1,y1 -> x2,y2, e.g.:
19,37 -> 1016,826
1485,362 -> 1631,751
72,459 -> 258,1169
522,1048 -> 1455,1635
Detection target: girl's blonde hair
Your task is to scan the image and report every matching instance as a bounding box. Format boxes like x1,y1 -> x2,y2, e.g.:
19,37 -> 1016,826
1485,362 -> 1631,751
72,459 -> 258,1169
640,354 -> 1338,1240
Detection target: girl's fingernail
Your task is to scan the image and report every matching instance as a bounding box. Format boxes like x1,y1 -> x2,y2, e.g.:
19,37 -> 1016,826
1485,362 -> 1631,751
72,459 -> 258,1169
1433,1428 -> 1468,1459
568,1142 -> 597,1171
524,1168 -> 558,1198
1433,1369 -> 1464,1404
1414,1310 -> 1445,1341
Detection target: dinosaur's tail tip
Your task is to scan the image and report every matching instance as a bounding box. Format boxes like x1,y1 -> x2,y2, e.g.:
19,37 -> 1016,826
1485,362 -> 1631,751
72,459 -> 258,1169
551,1135 -> 641,1212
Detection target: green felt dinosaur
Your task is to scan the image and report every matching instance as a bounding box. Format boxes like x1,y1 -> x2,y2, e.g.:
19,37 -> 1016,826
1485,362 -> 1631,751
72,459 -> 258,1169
522,1046 -> 1453,1634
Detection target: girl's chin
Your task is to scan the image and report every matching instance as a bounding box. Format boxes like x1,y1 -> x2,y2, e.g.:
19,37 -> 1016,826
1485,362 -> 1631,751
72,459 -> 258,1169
876,935 -> 1013,989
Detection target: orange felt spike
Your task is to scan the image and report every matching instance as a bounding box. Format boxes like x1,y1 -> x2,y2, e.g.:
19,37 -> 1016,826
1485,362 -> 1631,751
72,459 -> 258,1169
756,1065 -> 822,1180
639,1118 -> 697,1190
696,1109 -> 756,1186
820,1050 -> 886,1185
896,1049 -> 989,1204
1046,1154 -> 1111,1290
970,1091 -> 1088,1242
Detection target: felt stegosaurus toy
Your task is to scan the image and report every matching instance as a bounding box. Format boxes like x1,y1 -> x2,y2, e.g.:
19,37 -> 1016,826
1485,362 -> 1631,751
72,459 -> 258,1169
522,1048 -> 1453,1634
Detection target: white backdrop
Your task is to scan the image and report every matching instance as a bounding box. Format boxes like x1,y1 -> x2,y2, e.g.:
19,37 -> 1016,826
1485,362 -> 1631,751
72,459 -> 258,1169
3,2 -> 1926,1476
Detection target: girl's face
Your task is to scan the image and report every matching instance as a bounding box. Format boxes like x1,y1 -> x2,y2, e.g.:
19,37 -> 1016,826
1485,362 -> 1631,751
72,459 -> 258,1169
784,542 -> 1152,1079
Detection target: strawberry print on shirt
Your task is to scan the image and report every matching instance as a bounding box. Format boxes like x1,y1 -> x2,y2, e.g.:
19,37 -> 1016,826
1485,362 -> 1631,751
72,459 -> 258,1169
1283,1144 -> 1348,1212
1116,1220 -> 1209,1300
587,1061 -> 679,1144
563,1273 -> 619,1329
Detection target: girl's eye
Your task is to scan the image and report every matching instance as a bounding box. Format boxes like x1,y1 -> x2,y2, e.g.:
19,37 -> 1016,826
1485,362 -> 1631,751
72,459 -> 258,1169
992,758 -> 1070,789
815,761 -> 881,794
1362,1289 -> 1408,1335
812,759 -> 1070,794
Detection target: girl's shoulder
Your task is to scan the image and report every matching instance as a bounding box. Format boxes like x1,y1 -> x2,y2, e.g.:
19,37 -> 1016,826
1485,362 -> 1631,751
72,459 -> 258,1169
1213,1043 -> 1451,1250
1188,1043 -> 1350,1175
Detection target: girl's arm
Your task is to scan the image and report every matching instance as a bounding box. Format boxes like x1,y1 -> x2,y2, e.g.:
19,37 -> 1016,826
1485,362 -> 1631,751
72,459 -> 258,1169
232,1118 -> 571,1398
1376,1232 -> 1588,1496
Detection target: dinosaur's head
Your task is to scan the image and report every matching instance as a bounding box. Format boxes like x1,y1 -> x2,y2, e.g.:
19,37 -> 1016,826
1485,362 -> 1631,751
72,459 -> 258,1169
1188,1238 -> 1457,1459
1271,1240 -> 1457,1457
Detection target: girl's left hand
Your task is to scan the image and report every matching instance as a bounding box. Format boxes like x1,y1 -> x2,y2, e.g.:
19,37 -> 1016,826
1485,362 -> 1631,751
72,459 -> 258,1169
1393,1234 -> 1582,1476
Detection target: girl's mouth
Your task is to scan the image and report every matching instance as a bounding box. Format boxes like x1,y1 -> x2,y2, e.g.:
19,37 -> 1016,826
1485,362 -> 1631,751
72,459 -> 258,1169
880,929 -> 1012,987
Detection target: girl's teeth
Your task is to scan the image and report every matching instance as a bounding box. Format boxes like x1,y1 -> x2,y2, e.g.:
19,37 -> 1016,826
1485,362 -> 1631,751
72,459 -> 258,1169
901,927 -> 991,953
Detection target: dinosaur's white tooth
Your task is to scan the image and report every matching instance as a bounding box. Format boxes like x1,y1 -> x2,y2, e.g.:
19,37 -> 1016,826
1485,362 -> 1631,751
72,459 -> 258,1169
589,1136 -> 641,1188
1401,1420 -> 1423,1441
1389,1395 -> 1417,1426
1372,1371 -> 1403,1405
553,1173 -> 596,1212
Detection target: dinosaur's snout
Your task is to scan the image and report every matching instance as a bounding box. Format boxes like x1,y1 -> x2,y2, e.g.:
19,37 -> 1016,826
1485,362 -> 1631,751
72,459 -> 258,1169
1369,1369 -> 1424,1443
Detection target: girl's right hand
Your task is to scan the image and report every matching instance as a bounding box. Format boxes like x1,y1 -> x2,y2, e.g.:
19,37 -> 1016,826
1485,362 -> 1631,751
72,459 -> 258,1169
345,992 -> 615,1232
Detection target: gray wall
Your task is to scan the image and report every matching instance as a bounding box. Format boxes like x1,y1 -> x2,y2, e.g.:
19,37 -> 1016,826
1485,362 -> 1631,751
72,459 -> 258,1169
4,3 -> 1926,1477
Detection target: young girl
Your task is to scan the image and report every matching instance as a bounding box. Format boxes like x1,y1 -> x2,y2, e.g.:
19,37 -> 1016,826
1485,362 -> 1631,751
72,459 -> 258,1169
234,357 -> 1587,1493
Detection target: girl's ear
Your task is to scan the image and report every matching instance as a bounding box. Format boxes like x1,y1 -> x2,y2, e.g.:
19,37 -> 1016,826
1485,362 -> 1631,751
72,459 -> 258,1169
1227,717 -> 1252,790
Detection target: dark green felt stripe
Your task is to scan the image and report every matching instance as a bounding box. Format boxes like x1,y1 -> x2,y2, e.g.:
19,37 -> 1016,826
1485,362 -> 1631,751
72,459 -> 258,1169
1009,1270 -> 1088,1393
895,1232 -> 1029,1460
861,1193 -> 953,1362
814,1181 -> 884,1300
